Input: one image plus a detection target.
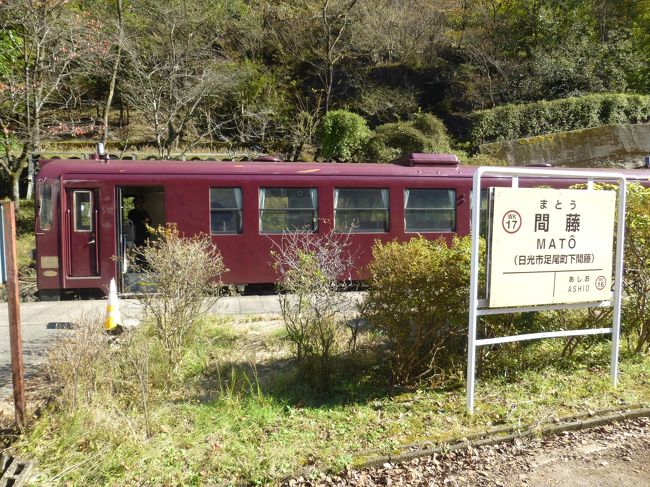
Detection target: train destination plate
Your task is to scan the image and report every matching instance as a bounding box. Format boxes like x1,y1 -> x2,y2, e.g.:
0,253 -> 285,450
487,187 -> 616,308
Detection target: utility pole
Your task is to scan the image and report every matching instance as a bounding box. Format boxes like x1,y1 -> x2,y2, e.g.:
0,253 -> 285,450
3,201 -> 26,428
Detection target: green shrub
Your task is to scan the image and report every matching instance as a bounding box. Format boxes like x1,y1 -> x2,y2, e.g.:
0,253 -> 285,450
470,93 -> 650,146
620,183 -> 650,353
365,123 -> 431,161
316,109 -> 371,162
410,113 -> 449,141
361,236 -> 476,383
568,182 -> 650,354
364,113 -> 452,162
363,134 -> 403,162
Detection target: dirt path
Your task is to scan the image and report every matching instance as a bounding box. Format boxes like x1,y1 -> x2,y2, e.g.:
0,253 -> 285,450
287,417 -> 650,486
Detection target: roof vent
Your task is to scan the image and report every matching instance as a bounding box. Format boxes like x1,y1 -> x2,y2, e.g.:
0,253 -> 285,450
392,153 -> 459,167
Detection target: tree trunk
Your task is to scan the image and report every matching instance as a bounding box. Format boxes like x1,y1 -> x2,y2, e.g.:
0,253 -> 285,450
325,62 -> 333,114
32,91 -> 42,159
102,0 -> 124,146
25,155 -> 34,200
11,169 -> 22,209
102,46 -> 122,146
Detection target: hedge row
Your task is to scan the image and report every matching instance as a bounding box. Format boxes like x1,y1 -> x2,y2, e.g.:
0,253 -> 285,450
470,93 -> 650,147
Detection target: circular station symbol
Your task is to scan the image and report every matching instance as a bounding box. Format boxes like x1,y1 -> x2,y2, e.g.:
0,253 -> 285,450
595,275 -> 607,290
502,210 -> 522,234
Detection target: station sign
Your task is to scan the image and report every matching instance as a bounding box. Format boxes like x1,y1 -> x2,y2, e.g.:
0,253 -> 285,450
488,187 -> 616,308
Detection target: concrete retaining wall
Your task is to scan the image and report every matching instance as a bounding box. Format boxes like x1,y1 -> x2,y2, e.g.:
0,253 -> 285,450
480,123 -> 650,168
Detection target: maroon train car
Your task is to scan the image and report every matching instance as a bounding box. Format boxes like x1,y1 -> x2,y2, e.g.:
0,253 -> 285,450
33,153 -> 650,299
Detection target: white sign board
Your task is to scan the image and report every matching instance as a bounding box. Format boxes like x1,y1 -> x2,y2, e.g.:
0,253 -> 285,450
488,187 -> 616,308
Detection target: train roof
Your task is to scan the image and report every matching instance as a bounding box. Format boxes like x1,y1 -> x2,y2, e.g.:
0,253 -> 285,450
37,154 -> 650,182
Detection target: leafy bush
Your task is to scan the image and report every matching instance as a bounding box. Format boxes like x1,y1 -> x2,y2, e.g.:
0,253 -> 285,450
411,112 -> 449,141
316,109 -> 371,162
364,113 -> 452,162
470,93 -> 650,146
137,225 -> 226,374
565,182 -> 650,354
361,236 -> 476,383
364,124 -> 431,162
363,134 -> 404,162
620,183 -> 650,353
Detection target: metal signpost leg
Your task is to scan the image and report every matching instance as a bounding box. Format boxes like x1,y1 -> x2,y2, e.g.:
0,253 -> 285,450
466,310 -> 477,414
610,179 -> 626,386
466,169 -> 483,415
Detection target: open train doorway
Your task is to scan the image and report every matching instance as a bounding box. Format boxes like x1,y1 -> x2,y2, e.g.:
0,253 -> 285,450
116,185 -> 165,293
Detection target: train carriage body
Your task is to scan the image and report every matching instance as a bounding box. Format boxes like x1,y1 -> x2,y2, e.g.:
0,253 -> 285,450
33,153 -> 650,298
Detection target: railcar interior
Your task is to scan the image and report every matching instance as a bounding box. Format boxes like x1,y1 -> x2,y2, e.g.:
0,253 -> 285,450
116,186 -> 165,292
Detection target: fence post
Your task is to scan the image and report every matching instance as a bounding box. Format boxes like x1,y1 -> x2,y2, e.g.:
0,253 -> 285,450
3,201 -> 26,428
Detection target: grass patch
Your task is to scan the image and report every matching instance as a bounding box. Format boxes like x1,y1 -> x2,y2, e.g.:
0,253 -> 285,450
12,316 -> 650,485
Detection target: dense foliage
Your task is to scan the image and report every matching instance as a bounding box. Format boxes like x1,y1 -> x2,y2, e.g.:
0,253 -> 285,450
2,1 -> 650,195
471,93 -> 650,146
364,113 -> 452,162
316,110 -> 371,162
362,236 -> 475,383
620,183 -> 650,353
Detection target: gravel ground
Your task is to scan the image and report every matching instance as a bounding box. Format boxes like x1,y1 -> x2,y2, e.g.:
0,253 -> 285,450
285,417 -> 650,486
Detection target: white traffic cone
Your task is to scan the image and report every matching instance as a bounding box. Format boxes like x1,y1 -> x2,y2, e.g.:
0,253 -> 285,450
104,278 -> 123,334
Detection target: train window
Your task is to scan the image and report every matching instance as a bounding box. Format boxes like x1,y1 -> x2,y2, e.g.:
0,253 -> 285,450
259,188 -> 317,233
210,188 -> 242,234
73,190 -> 93,232
39,181 -> 53,231
334,188 -> 389,233
404,189 -> 455,232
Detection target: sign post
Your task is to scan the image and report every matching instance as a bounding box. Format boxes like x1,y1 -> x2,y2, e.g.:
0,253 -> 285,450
466,167 -> 626,414
3,201 -> 26,428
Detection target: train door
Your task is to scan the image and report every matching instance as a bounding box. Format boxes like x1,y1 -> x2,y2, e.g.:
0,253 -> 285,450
66,188 -> 100,277
115,187 -> 127,283
116,186 -> 166,292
